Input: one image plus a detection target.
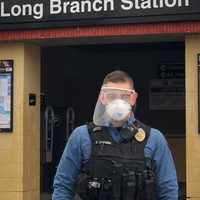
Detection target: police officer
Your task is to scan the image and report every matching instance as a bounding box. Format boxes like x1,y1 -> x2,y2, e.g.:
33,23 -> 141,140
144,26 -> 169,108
52,70 -> 178,200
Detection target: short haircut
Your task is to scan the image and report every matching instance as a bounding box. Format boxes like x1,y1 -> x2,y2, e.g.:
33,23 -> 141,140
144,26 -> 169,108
103,70 -> 134,89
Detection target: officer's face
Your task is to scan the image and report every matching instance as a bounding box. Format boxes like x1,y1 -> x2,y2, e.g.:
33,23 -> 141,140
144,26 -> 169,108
100,81 -> 138,106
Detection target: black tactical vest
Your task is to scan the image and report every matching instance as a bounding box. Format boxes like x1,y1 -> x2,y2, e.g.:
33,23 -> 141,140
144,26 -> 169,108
76,120 -> 155,200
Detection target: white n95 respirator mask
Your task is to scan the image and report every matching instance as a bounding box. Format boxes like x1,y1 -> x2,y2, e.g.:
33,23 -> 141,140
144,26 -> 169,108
105,99 -> 131,121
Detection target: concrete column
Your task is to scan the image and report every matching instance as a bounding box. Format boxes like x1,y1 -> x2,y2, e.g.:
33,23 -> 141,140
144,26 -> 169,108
186,35 -> 200,198
0,43 -> 40,200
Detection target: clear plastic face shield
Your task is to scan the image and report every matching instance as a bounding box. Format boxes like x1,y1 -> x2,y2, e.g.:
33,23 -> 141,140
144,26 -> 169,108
93,86 -> 137,127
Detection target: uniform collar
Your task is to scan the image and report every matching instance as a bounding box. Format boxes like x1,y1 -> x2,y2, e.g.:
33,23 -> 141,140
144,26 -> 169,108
124,113 -> 136,128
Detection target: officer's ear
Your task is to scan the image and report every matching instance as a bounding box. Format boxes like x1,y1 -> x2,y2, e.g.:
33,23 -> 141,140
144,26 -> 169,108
130,91 -> 138,106
132,103 -> 137,113
99,91 -> 108,105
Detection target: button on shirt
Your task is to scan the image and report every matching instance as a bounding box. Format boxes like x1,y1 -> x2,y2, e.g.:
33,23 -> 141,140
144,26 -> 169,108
52,120 -> 178,200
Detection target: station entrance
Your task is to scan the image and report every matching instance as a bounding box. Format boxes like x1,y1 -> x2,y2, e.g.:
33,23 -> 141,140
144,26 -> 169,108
40,42 -> 186,199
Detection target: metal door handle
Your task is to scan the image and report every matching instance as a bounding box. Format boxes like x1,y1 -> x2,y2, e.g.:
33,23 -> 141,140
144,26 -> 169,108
45,106 -> 55,163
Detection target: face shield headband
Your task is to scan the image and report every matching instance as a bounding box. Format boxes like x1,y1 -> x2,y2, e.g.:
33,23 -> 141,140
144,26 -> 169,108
101,86 -> 136,101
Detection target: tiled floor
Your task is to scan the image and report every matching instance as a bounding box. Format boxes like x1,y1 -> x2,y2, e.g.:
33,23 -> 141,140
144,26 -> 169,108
41,193 -> 52,200
40,193 -> 81,200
